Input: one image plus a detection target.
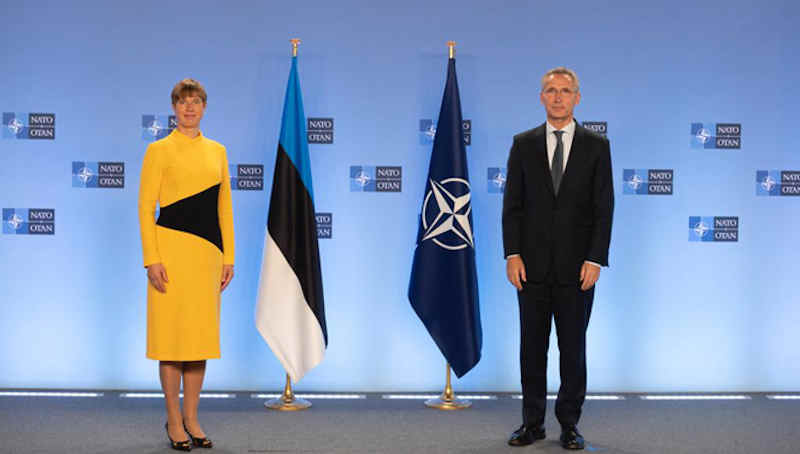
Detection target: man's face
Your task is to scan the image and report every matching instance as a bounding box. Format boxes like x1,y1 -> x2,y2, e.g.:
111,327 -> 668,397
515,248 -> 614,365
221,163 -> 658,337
540,74 -> 580,124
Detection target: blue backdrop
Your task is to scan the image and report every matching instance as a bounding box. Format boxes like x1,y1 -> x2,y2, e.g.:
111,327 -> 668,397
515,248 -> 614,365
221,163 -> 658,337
1,0 -> 798,392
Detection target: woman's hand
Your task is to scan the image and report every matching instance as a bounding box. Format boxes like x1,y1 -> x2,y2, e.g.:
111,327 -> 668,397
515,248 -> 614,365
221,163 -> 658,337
221,265 -> 234,292
146,263 -> 169,293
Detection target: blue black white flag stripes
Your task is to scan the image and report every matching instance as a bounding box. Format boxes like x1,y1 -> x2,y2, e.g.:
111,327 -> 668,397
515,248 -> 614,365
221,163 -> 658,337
408,57 -> 482,378
256,55 -> 327,383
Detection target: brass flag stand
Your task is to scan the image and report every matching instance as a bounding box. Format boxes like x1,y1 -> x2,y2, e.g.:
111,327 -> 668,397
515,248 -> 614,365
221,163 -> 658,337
425,363 -> 471,410
265,373 -> 311,411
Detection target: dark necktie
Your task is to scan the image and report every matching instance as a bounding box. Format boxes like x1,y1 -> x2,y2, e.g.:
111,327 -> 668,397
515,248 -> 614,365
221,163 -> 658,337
552,130 -> 564,194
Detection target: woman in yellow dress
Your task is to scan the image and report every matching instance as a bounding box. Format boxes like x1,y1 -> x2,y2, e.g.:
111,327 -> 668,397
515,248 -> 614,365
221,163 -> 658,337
138,78 -> 234,451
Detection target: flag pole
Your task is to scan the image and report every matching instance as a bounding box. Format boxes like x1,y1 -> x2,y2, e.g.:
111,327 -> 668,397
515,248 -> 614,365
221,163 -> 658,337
425,362 -> 471,410
265,373 -> 311,411
263,38 -> 312,412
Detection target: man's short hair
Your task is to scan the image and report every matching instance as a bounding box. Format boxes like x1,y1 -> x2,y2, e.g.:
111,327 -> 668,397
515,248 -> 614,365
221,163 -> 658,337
171,78 -> 207,105
541,67 -> 580,92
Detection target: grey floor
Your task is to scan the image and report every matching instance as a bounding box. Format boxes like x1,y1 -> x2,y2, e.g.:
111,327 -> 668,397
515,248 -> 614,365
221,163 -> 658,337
0,393 -> 798,454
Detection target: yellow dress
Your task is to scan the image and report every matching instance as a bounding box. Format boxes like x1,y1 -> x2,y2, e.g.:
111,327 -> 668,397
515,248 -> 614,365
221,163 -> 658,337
138,129 -> 234,361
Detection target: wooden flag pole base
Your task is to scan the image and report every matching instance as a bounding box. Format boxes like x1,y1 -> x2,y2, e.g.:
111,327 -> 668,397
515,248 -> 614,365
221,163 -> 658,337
265,373 -> 311,411
425,363 -> 471,410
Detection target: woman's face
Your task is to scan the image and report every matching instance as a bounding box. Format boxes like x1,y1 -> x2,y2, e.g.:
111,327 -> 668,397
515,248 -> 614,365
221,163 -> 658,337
173,94 -> 206,130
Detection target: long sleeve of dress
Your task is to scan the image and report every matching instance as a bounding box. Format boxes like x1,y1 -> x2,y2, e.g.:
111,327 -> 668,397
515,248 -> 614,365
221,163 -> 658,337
138,144 -> 162,267
218,147 -> 235,265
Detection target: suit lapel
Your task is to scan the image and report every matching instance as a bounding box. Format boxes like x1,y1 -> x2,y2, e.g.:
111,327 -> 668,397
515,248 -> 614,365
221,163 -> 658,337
532,125 -> 555,197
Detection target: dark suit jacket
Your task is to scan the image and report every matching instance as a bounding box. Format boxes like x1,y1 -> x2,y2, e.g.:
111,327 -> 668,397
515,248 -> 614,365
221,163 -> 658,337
502,121 -> 614,284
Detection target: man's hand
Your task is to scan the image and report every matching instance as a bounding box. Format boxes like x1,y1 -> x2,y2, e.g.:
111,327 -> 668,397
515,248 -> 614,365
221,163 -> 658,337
506,255 -> 527,291
221,264 -> 234,292
579,262 -> 601,291
146,263 -> 168,293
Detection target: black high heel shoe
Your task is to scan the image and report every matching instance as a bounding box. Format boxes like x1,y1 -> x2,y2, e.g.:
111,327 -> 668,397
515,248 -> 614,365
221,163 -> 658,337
165,422 -> 192,451
184,423 -> 213,449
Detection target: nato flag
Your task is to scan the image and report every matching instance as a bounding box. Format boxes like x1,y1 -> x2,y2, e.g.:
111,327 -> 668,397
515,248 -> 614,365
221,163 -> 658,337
408,58 -> 482,378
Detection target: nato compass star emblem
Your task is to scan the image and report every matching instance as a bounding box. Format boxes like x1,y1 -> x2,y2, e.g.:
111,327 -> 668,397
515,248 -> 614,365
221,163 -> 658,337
7,117 -> 23,135
354,170 -> 371,187
77,166 -> 94,184
696,127 -> 711,144
693,220 -> 710,238
7,213 -> 23,230
627,173 -> 644,190
147,119 -> 163,137
491,171 -> 506,189
761,174 -> 777,192
421,178 -> 474,250
424,124 -> 437,140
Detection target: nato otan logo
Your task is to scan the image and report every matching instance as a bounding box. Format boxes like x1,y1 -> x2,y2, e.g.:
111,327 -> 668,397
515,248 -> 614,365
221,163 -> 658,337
141,115 -> 176,141
3,208 -> 55,235
690,123 -> 741,149
756,170 -> 800,196
72,162 -> 125,188
487,167 -> 507,193
581,121 -> 607,136
420,178 -> 474,250
3,113 -> 55,139
316,212 -> 332,239
622,169 -> 673,195
307,118 -> 333,144
688,216 -> 739,242
419,119 -> 471,145
230,164 -> 264,190
349,166 -> 402,192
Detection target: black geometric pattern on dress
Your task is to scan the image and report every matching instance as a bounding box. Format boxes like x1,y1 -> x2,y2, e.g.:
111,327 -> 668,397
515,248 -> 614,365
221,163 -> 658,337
156,184 -> 223,252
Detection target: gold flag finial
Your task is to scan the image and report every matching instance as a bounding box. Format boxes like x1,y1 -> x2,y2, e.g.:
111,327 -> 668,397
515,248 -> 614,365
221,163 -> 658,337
290,38 -> 301,57
447,41 -> 456,59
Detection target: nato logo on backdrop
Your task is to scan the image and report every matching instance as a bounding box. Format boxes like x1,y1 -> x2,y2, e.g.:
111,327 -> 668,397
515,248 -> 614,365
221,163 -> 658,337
581,121 -> 607,136
690,123 -> 741,149
230,164 -> 264,190
487,167 -> 507,193
3,113 -> 55,139
419,119 -> 471,145
141,115 -> 176,141
3,208 -> 55,235
756,170 -> 800,196
622,169 -> 673,195
72,162 -> 125,188
688,216 -> 739,242
307,118 -> 334,144
350,166 -> 402,192
315,213 -> 332,239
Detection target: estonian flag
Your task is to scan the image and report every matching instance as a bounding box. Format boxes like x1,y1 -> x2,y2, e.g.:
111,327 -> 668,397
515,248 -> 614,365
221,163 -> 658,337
255,55 -> 327,383
408,57 -> 482,378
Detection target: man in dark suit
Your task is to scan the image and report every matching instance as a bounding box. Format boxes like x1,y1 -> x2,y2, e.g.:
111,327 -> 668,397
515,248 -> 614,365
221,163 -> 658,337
502,67 -> 613,450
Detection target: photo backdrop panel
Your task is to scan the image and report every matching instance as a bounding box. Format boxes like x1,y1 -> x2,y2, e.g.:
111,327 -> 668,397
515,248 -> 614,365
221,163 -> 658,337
1,0 -> 798,391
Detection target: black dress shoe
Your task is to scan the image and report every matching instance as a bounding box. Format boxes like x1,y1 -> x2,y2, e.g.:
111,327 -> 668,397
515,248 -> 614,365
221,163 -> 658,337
165,422 -> 192,451
559,426 -> 585,450
184,423 -> 213,449
508,424 -> 546,446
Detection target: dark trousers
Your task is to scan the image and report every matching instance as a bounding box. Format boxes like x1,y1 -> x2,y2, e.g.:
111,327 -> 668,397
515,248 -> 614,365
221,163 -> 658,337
518,279 -> 594,429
